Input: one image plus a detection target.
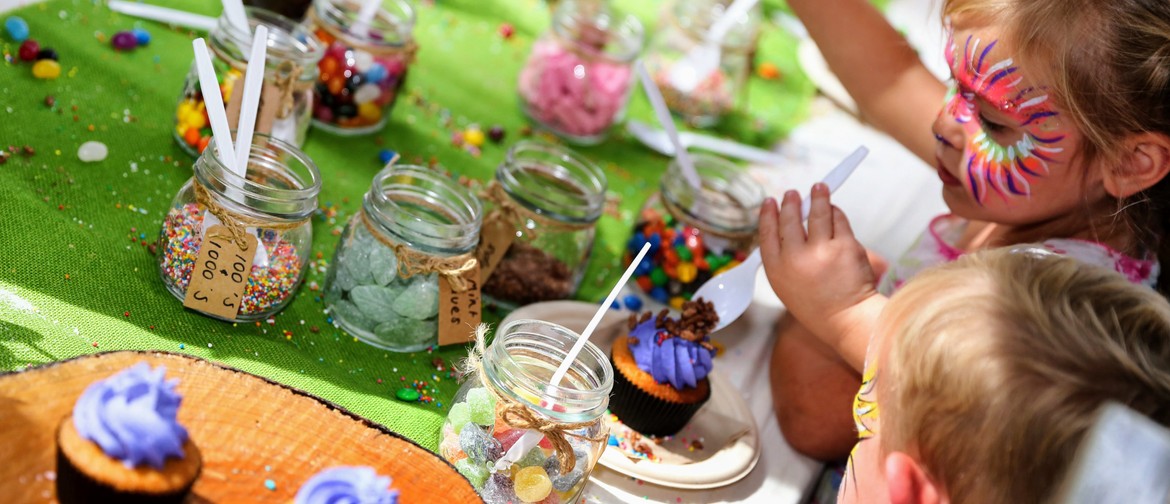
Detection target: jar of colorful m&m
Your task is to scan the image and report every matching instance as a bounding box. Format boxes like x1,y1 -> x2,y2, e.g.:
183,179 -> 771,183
306,0 -> 416,135
627,153 -> 764,309
157,133 -> 321,321
322,164 -> 483,352
517,0 -> 643,145
645,0 -> 761,126
478,141 -> 606,309
173,8 -> 323,157
440,319 -> 612,504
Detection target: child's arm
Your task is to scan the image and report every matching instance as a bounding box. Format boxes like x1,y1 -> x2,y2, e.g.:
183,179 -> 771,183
759,184 -> 885,371
788,0 -> 947,164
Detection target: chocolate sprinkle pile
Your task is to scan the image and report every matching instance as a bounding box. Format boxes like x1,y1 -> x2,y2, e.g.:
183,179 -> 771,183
626,299 -> 720,342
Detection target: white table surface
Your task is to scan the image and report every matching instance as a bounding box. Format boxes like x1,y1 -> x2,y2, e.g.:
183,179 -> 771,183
0,0 -> 948,502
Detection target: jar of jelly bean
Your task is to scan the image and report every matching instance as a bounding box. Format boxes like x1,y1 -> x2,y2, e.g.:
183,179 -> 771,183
173,8 -> 323,157
157,133 -> 321,321
479,141 -> 606,309
440,319 -> 612,504
645,0 -> 761,126
323,164 -> 482,352
517,0 -> 643,145
306,0 -> 416,135
627,153 -> 764,309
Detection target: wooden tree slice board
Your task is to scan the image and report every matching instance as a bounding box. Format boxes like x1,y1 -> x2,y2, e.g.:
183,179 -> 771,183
0,351 -> 482,503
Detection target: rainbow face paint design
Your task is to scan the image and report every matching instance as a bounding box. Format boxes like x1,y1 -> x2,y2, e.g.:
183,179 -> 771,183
943,29 -> 1068,204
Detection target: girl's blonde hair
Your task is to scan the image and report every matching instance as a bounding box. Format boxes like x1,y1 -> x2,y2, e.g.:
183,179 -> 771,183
880,248 -> 1170,503
943,0 -> 1170,292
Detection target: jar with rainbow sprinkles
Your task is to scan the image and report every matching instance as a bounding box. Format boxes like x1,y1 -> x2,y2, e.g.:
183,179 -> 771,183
440,320 -> 612,504
644,0 -> 761,126
157,134 -> 320,321
173,8 -> 323,156
626,154 -> 764,309
306,0 -> 416,135
517,0 -> 643,145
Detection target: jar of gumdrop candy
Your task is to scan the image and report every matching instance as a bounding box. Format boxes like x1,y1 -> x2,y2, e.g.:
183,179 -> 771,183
173,8 -> 323,157
479,141 -> 607,309
157,133 -> 321,321
645,0 -> 761,127
322,164 -> 482,352
627,153 -> 765,309
517,0 -> 643,145
306,0 -> 416,135
440,319 -> 612,504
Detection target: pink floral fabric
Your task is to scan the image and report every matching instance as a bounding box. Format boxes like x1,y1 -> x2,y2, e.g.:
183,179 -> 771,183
876,214 -> 1160,296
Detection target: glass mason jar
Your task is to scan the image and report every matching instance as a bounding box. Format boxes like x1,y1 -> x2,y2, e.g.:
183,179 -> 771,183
626,154 -> 764,309
323,165 -> 482,352
517,0 -> 643,145
644,0 -> 762,127
439,320 -> 612,504
157,133 -> 321,321
173,8 -> 323,156
480,141 -> 606,309
306,0 -> 416,135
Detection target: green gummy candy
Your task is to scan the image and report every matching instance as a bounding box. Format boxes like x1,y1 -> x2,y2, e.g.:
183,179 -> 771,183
448,402 -> 471,434
455,458 -> 489,489
467,387 -> 496,426
516,447 -> 546,468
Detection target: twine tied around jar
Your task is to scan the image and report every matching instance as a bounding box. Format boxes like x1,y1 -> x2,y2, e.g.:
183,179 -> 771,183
460,324 -> 606,474
359,209 -> 478,292
192,178 -> 308,251
481,180 -> 593,237
272,61 -> 304,120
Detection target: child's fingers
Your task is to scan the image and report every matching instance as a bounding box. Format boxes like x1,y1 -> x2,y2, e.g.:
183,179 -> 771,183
758,197 -> 783,270
830,204 -> 856,240
806,183 -> 832,242
778,189 -> 807,246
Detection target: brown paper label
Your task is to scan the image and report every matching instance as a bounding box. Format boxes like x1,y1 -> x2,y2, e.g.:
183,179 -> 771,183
225,70 -> 276,136
438,262 -> 482,346
475,214 -> 516,283
182,225 -> 258,321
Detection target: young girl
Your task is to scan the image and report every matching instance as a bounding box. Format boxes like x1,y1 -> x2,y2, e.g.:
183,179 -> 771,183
763,0 -> 1170,461
844,248 -> 1170,503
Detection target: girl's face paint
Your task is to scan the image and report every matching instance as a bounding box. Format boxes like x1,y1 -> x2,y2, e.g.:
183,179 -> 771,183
943,26 -> 1069,204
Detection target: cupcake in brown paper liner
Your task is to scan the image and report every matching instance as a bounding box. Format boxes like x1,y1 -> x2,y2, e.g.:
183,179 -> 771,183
609,299 -> 717,437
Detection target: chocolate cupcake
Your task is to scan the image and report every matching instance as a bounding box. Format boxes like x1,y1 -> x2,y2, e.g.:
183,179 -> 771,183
608,299 -> 717,436
294,466 -> 400,503
56,363 -> 202,504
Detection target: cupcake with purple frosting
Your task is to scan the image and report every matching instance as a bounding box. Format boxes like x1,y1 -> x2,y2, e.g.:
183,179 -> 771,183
294,466 -> 400,504
609,299 -> 718,436
56,362 -> 202,504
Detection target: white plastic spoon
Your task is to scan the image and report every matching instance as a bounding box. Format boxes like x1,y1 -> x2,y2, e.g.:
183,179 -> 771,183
108,1 -> 218,31
636,61 -> 701,190
692,146 -> 869,332
667,0 -> 759,94
494,242 -> 653,472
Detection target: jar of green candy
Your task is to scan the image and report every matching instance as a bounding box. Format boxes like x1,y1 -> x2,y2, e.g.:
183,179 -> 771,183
440,320 -> 612,504
323,164 -> 483,352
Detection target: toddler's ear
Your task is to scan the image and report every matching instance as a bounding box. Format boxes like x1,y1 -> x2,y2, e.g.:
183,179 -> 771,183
885,451 -> 947,504
1103,133 -> 1170,199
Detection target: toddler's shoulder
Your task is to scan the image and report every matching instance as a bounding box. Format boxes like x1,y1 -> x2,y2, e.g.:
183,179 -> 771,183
1039,239 -> 1159,288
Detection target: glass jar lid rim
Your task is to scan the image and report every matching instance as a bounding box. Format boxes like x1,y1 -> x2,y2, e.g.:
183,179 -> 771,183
217,7 -> 325,64
198,133 -> 322,201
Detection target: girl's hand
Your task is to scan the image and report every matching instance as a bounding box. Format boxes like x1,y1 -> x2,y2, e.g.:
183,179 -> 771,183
758,183 -> 885,370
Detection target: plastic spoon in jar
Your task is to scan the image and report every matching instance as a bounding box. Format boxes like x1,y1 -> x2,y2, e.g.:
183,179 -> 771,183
635,60 -> 701,191
193,38 -> 238,176
493,242 -> 654,472
233,25 -> 269,170
352,0 -> 381,37
107,1 -> 218,31
668,0 -> 759,94
692,145 -> 869,332
221,0 -> 250,34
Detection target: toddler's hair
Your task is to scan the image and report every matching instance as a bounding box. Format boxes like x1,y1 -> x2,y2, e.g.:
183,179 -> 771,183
880,247 -> 1170,503
943,0 -> 1170,292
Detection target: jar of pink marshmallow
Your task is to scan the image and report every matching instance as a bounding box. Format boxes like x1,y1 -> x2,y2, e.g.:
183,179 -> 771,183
517,0 -> 643,145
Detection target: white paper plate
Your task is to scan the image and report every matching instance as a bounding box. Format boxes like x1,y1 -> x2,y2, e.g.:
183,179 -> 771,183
499,301 -> 762,490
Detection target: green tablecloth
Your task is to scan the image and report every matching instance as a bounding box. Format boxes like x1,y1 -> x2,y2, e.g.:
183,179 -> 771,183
0,0 -> 813,450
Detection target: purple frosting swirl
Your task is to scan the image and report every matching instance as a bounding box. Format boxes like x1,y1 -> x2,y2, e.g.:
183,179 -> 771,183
294,466 -> 399,504
628,319 -> 715,389
72,362 -> 189,469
